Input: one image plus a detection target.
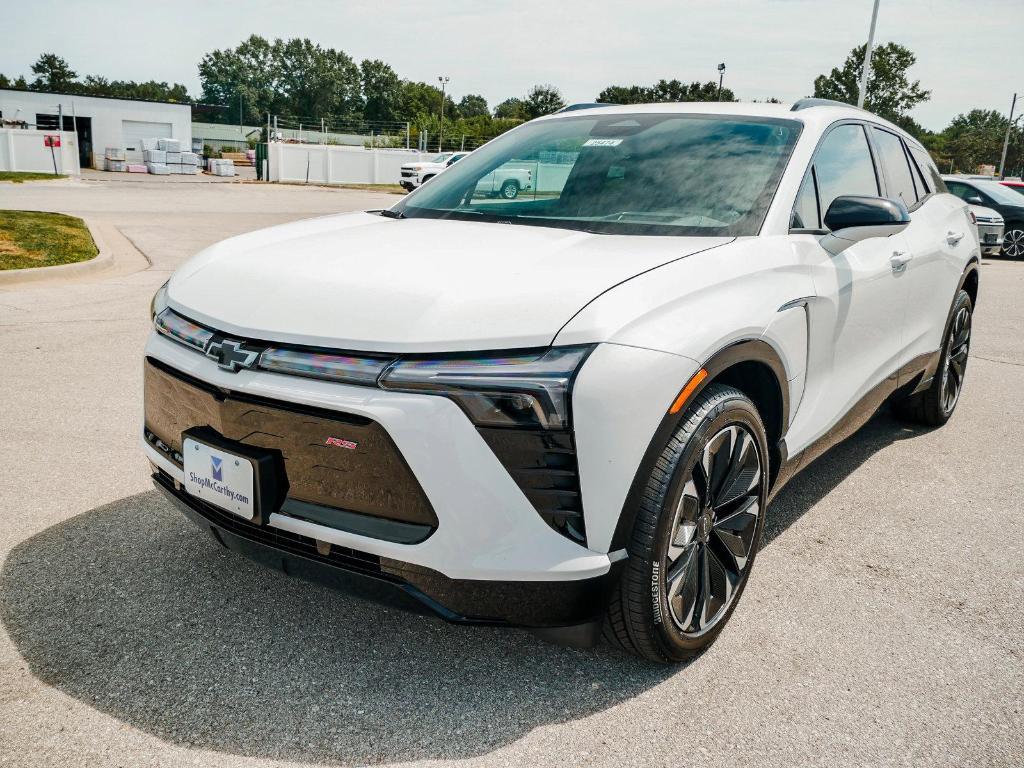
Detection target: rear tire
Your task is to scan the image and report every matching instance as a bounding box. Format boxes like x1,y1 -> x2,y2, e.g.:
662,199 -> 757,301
500,180 -> 520,199
895,289 -> 972,427
603,383 -> 768,663
1003,227 -> 1024,259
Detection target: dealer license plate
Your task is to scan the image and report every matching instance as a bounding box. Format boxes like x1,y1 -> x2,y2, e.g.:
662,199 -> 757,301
183,436 -> 256,520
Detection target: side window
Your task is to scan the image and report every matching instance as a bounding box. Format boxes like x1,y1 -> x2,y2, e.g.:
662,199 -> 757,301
813,124 -> 879,223
908,144 -> 947,194
872,128 -> 919,207
946,181 -> 980,204
791,170 -> 820,230
942,182 -> 966,201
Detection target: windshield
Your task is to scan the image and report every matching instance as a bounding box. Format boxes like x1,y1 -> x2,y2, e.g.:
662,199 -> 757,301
393,113 -> 801,236
427,153 -> 453,164
972,180 -> 1024,206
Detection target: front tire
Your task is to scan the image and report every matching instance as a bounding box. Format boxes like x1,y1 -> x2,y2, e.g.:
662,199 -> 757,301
604,384 -> 768,663
896,289 -> 972,426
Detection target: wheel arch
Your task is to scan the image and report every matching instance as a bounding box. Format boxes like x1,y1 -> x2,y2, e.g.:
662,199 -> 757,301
609,338 -> 789,552
960,259 -> 979,308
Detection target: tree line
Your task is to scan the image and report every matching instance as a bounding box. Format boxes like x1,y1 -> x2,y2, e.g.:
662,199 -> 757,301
1,39 -> 1020,173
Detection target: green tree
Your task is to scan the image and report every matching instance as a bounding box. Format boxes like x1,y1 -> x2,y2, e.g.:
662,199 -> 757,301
401,80 -> 456,123
273,38 -> 362,120
523,84 -> 565,118
457,93 -> 489,118
30,53 -> 78,92
596,78 -> 735,104
812,42 -> 930,123
942,109 -> 1019,174
360,59 -> 402,122
198,35 -> 280,123
494,97 -> 529,120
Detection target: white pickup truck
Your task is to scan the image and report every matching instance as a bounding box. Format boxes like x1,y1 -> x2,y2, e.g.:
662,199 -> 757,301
400,154 -> 533,199
474,165 -> 534,199
399,152 -> 467,191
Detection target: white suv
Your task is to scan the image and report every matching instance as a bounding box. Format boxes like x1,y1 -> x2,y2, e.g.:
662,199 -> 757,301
145,100 -> 979,662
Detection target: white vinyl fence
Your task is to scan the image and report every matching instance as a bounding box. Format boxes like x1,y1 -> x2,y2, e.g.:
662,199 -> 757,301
268,143 -> 424,185
0,129 -> 81,175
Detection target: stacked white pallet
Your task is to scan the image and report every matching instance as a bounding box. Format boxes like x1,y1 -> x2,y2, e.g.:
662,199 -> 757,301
207,158 -> 236,177
104,147 -> 127,172
143,148 -> 168,175
180,151 -> 200,175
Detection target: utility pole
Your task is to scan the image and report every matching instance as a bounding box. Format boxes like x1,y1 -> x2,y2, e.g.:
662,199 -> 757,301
238,92 -> 243,136
717,63 -> 726,101
438,75 -> 450,152
857,0 -> 881,109
998,92 -> 1018,179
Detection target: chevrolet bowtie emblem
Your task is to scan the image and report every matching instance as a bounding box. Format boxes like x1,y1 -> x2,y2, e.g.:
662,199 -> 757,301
206,338 -> 259,372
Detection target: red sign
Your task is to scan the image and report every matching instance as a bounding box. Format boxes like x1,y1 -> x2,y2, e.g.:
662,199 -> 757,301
44,135 -> 61,148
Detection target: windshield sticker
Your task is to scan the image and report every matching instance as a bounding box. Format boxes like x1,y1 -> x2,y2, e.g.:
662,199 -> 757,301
584,138 -> 623,147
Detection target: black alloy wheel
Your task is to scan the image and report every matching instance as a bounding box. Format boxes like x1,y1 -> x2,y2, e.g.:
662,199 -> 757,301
940,303 -> 971,415
1003,228 -> 1024,258
895,288 -> 973,427
664,424 -> 762,636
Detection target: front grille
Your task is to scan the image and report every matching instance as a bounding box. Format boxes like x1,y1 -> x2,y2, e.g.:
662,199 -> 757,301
477,427 -> 585,543
401,170 -> 416,178
144,357 -> 437,530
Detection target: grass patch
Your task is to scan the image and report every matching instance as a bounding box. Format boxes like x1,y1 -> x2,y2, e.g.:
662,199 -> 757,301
0,211 -> 98,270
0,171 -> 66,183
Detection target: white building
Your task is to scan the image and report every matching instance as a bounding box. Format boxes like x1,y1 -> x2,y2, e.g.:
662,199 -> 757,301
0,88 -> 192,170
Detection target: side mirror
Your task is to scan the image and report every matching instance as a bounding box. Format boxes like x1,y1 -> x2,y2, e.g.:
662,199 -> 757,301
965,195 -> 984,205
820,195 -> 910,255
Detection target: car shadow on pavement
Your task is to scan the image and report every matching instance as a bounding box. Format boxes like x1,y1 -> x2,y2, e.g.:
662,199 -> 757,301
763,409 -> 929,546
0,489 -> 675,764
0,410 -> 926,765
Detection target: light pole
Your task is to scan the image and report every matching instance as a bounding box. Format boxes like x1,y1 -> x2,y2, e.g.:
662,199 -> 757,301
717,63 -> 726,101
857,0 -> 881,109
998,92 -> 1018,179
438,75 -> 450,152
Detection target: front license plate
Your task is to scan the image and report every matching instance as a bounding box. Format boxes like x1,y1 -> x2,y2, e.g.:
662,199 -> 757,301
183,437 -> 256,520
984,233 -> 999,243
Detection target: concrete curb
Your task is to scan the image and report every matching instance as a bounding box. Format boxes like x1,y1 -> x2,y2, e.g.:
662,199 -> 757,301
0,216 -> 114,287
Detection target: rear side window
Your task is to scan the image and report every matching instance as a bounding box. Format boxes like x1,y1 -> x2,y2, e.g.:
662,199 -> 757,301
813,124 -> 879,221
872,128 -> 918,207
908,144 -> 947,194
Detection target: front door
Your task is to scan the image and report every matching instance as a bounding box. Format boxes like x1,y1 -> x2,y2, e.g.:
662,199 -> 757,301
785,122 -> 911,454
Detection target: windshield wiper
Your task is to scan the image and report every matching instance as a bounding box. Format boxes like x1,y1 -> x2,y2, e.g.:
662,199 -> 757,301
378,209 -> 406,219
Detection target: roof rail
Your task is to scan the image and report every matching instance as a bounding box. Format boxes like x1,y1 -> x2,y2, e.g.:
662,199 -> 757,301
790,98 -> 862,112
557,102 -> 619,113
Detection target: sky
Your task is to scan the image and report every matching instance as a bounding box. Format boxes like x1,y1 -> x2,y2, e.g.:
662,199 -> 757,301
6,0 -> 1023,131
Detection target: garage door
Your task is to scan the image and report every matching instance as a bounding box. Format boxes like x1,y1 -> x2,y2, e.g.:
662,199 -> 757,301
122,120 -> 172,151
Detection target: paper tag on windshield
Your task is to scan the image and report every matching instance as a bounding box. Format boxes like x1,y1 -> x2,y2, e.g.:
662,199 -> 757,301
584,138 -> 623,147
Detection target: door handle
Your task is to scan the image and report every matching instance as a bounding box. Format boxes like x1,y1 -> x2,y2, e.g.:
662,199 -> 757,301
890,251 -> 912,272
946,230 -> 965,246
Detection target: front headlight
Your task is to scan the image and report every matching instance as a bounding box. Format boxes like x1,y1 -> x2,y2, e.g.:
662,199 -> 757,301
150,281 -> 169,321
379,346 -> 594,430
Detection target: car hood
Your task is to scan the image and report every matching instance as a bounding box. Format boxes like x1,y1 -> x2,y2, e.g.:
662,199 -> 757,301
167,212 -> 731,352
969,204 -> 1003,222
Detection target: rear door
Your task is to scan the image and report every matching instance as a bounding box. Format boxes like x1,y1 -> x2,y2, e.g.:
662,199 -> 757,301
785,122 -> 911,453
873,130 -> 970,379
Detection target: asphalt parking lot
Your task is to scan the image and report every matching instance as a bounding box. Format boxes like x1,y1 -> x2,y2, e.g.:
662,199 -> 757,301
0,177 -> 1021,768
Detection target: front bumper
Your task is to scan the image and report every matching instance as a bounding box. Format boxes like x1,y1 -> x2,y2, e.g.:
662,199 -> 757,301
154,469 -> 620,635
